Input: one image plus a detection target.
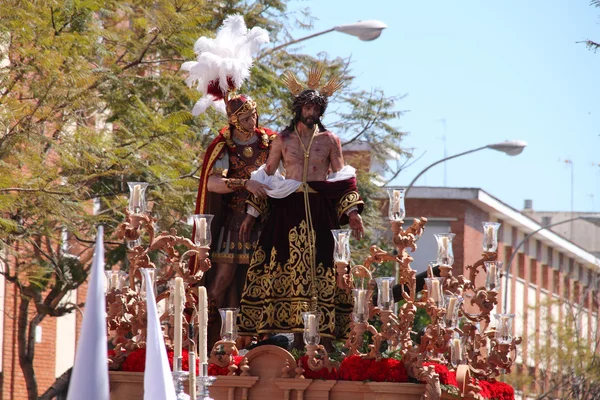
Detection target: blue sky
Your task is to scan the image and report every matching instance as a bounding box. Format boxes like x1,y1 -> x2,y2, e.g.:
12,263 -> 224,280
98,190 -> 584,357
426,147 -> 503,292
284,0 -> 600,212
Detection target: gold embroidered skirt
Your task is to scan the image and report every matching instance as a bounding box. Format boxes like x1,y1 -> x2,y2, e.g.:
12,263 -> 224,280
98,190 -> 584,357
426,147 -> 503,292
237,192 -> 353,339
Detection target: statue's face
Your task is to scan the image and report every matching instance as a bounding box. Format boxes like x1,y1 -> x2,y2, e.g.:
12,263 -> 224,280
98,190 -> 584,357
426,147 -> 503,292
236,109 -> 257,133
300,103 -> 320,129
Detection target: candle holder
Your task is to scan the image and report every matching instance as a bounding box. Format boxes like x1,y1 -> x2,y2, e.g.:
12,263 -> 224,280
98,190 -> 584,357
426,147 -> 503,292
126,237 -> 142,250
332,229 -> 353,289
449,334 -> 465,369
434,233 -> 455,267
484,261 -> 502,291
387,188 -> 406,221
127,182 -> 149,215
105,270 -> 127,294
494,313 -> 515,344
209,308 -> 240,369
351,288 -> 370,324
197,362 -> 216,400
443,294 -> 462,329
424,277 -> 445,309
374,277 -> 395,311
172,356 -> 190,399
218,308 -> 238,342
302,311 -> 337,372
332,229 -> 351,262
302,311 -> 321,346
482,222 -> 501,252
192,214 -> 214,248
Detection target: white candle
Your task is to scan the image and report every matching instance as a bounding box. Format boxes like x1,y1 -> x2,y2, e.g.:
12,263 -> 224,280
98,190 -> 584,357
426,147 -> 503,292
189,352 -> 197,398
489,264 -> 497,287
196,217 -> 207,242
452,338 -> 462,361
131,184 -> 141,210
431,280 -> 440,303
110,273 -> 119,290
225,310 -> 233,335
307,314 -> 317,337
440,237 -> 449,254
446,297 -> 457,321
173,277 -> 184,361
393,190 -> 401,213
381,280 -> 390,304
500,316 -> 510,337
485,225 -> 494,248
357,290 -> 366,313
198,286 -> 208,364
337,233 -> 347,258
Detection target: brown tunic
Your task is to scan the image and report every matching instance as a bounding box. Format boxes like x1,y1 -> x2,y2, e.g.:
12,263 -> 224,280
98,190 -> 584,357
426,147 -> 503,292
212,137 -> 268,264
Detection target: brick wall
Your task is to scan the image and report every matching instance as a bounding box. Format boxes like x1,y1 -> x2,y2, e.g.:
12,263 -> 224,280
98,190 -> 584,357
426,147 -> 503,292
406,198 -> 493,277
2,283 -> 58,400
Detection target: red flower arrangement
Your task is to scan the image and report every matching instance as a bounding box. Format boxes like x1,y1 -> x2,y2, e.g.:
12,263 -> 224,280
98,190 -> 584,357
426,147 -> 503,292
477,379 -> 514,400
337,356 -> 408,383
420,362 -> 514,400
297,356 -> 338,380
120,348 -> 199,373
422,362 -> 458,387
207,356 -> 244,376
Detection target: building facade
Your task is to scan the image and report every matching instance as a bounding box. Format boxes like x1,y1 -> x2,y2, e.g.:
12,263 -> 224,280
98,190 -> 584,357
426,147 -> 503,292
521,200 -> 600,258
397,187 -> 600,398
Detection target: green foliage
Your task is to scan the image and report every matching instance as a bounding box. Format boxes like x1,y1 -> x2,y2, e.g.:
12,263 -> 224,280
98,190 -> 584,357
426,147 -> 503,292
0,1 -> 408,398
585,1 -> 600,52
504,297 -> 600,399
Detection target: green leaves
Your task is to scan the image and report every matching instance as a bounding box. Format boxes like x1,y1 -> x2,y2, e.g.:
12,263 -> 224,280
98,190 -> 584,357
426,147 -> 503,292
0,0 -> 408,302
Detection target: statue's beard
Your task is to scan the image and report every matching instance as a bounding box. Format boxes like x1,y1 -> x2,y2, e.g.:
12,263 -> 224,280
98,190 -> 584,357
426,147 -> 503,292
300,115 -> 319,129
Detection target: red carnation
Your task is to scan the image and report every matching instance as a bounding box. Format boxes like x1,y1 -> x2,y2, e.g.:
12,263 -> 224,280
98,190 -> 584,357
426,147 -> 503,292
298,356 -> 338,380
423,362 -> 457,387
120,348 -> 199,373
367,357 -> 409,382
207,355 -> 243,376
338,356 -> 372,381
477,380 -> 514,400
477,379 -> 492,399
121,348 -> 147,372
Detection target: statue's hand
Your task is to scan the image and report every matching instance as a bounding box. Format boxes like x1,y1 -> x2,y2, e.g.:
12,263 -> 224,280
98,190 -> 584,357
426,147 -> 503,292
348,211 -> 364,240
245,180 -> 270,199
239,214 -> 256,242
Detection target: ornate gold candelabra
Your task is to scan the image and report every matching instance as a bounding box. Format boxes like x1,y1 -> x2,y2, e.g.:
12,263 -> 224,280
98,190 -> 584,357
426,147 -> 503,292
106,184 -> 522,400
106,183 -> 215,399
303,188 -> 521,400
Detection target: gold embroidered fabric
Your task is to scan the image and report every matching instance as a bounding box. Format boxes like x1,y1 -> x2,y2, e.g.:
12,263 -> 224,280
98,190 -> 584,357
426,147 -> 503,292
238,220 -> 352,338
337,191 -> 364,220
246,194 -> 269,218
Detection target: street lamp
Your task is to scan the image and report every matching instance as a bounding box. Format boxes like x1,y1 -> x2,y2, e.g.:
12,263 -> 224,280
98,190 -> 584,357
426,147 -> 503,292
501,215 -> 600,312
404,140 -> 527,196
258,20 -> 387,59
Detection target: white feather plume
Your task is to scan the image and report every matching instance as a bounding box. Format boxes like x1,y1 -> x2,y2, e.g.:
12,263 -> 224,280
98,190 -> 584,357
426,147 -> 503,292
182,15 -> 269,114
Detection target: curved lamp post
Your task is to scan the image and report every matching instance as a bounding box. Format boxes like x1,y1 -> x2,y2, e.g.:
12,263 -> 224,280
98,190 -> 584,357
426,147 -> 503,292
404,140 -> 527,196
258,20 -> 387,59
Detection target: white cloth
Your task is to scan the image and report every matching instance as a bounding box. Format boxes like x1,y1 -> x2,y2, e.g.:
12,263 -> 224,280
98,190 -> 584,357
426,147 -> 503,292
66,226 -> 109,400
249,164 -> 357,199
143,269 -> 177,400
326,165 -> 356,182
